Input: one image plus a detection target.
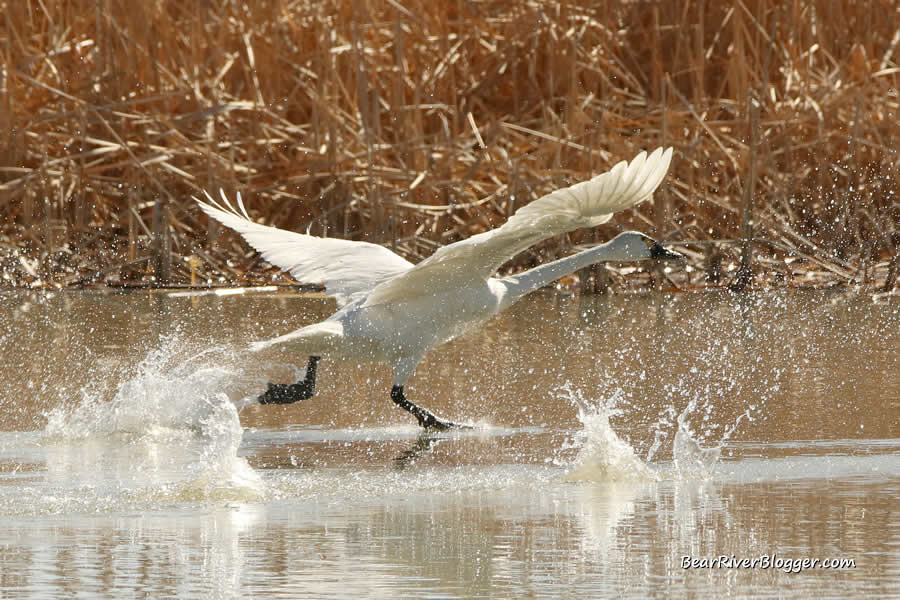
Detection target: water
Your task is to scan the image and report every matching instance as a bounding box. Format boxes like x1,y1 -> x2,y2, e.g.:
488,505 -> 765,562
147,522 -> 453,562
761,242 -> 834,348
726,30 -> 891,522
0,289 -> 897,598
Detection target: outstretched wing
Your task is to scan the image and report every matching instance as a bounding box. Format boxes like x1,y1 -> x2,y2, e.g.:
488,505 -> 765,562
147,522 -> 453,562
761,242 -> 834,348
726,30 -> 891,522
364,147 -> 672,307
195,190 -> 413,306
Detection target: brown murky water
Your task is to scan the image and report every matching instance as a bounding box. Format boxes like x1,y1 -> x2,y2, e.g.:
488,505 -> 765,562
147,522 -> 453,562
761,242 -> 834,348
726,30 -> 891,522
0,289 -> 897,598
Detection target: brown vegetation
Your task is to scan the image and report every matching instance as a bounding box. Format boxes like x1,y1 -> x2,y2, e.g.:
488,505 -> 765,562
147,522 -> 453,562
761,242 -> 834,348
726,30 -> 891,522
2,0 -> 898,291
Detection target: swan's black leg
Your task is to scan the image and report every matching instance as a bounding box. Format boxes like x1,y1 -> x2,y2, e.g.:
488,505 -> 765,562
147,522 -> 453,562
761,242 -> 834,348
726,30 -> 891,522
390,385 -> 469,430
258,356 -> 320,405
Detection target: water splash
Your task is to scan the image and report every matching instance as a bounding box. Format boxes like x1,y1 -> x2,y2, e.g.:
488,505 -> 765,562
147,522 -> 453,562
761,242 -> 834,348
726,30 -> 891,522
674,399 -> 752,478
559,384 -> 658,482
672,400 -> 722,477
558,383 -> 747,482
41,335 -> 264,503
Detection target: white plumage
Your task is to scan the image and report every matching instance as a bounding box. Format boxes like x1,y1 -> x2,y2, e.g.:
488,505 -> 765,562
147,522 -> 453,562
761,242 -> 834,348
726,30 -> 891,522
196,190 -> 413,306
195,147 -> 678,429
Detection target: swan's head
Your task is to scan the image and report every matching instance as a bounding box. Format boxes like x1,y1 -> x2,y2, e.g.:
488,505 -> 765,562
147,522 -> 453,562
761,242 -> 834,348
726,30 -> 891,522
605,231 -> 684,262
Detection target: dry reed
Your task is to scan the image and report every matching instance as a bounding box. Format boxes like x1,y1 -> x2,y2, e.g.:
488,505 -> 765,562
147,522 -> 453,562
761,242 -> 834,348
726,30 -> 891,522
1,0 -> 898,291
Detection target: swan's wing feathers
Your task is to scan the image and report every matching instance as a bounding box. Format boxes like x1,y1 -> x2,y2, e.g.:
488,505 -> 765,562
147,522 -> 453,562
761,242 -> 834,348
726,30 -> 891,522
512,148 -> 670,230
363,147 -> 672,307
195,190 -> 413,306
477,146 -> 671,259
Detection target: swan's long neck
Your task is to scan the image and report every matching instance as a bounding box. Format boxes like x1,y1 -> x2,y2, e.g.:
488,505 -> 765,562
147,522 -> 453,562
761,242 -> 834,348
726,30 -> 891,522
496,240 -> 627,310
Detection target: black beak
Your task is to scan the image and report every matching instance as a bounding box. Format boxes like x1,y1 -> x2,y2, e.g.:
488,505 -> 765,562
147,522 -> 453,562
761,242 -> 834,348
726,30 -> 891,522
650,241 -> 684,261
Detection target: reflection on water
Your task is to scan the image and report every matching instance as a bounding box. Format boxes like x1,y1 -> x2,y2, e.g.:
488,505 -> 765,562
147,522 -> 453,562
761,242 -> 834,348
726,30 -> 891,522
0,289 -> 897,598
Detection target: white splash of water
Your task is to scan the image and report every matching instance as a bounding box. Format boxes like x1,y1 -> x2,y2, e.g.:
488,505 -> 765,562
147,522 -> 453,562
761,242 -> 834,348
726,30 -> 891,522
42,336 -> 264,502
558,382 -> 751,482
672,399 -> 722,477
673,399 -> 752,479
558,384 -> 658,482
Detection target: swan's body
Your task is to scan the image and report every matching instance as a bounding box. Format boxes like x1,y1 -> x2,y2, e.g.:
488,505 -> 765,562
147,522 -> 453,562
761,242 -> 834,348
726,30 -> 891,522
196,147 -> 680,429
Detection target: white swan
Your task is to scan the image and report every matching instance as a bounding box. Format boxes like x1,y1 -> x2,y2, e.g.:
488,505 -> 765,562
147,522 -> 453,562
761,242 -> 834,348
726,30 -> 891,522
195,147 -> 680,429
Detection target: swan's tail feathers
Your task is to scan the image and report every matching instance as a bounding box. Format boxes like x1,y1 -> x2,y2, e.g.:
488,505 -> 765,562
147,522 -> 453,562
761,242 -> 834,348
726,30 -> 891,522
249,321 -> 344,354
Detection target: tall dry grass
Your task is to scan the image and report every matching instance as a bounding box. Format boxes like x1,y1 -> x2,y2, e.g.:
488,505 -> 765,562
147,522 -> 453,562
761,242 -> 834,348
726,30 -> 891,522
1,0 -> 898,290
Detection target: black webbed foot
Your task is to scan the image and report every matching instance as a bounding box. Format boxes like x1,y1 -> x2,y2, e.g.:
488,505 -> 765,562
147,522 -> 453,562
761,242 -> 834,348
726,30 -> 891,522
258,356 -> 320,405
258,381 -> 314,405
390,385 -> 472,430
419,411 -> 471,431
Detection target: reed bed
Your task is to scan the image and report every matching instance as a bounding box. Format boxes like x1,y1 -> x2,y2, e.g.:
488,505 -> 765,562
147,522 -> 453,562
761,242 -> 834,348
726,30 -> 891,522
2,0 -> 898,292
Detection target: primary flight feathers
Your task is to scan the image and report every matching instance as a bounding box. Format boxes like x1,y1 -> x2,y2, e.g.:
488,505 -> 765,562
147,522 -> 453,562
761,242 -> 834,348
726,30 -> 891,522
195,189 -> 414,304
194,147 -> 673,306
